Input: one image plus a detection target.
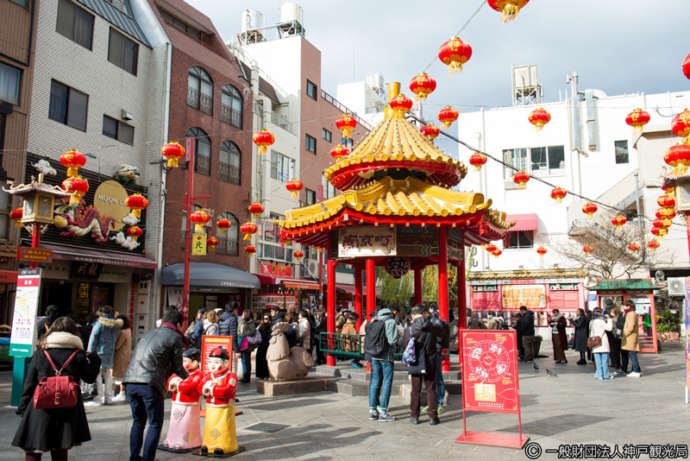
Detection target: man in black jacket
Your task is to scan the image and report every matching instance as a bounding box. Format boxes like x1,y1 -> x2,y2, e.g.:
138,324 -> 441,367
406,305 -> 442,425
124,309 -> 187,461
518,306 -> 537,362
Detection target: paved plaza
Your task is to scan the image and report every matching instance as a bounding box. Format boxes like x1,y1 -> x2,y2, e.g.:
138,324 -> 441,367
0,343 -> 687,461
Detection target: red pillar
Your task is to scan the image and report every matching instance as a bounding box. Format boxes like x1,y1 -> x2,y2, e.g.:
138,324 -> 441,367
354,264 -> 363,331
457,260 -> 467,370
413,266 -> 422,305
366,258 -> 376,319
181,137 -> 195,328
326,257 -> 337,367
30,223 -> 40,269
438,227 -> 449,372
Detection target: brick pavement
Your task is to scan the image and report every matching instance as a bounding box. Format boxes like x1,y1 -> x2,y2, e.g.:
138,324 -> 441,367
0,343 -> 687,461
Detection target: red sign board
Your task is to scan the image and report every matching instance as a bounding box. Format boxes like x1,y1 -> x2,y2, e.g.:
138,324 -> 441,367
16,247 -> 53,263
261,263 -> 292,276
200,335 -> 234,375
460,330 -> 520,414
0,270 -> 18,284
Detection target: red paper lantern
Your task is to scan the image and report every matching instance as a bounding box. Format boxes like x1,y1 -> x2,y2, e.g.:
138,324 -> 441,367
666,143 -> 690,174
651,227 -> 667,239
389,94 -> 413,116
683,53 -> 690,80
245,245 -> 257,255
583,245 -> 594,254
126,226 -> 143,242
10,208 -> 22,227
528,107 -> 551,130
647,240 -> 660,251
438,106 -> 459,129
671,109 -> 690,140
487,0 -> 529,23
420,124 -> 440,142
627,242 -> 640,253
409,73 -> 437,100
62,176 -> 89,205
285,179 -> 303,198
484,243 -> 498,253
492,249 -> 502,257
59,149 -> 86,178
190,210 -> 210,232
438,36 -> 472,74
658,194 -> 676,209
125,193 -> 149,219
536,246 -> 547,256
582,202 -> 598,218
330,144 -> 350,159
550,187 -> 567,203
253,130 -> 275,155
217,218 -> 232,234
240,222 -> 257,240
625,108 -> 651,134
335,114 -> 357,140
657,208 -> 676,220
469,152 -> 487,171
248,202 -> 264,219
512,170 -> 530,189
611,215 -> 627,229
161,142 -> 186,168
207,236 -> 219,250
293,250 -> 304,261
652,219 -> 669,230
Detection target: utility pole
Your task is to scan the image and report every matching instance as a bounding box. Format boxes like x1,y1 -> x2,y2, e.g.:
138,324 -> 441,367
567,72 -> 583,195
634,171 -> 647,262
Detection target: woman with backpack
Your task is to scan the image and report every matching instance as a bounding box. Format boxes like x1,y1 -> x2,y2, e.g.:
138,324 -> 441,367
12,316 -> 101,460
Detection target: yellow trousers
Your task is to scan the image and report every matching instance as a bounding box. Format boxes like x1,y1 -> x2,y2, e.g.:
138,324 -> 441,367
202,404 -> 238,455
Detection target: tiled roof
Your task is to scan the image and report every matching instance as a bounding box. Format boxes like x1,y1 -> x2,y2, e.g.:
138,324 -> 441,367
77,0 -> 151,47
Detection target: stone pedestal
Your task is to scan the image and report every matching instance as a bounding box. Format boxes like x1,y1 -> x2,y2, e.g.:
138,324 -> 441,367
256,377 -> 337,397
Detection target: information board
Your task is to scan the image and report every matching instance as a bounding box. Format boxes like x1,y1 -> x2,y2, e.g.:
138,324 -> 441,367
460,329 -> 520,414
501,284 -> 546,310
9,269 -> 42,357
200,335 -> 234,375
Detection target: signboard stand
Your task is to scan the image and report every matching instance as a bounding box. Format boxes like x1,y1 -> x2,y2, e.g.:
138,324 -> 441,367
200,335 -> 242,417
455,330 -> 529,449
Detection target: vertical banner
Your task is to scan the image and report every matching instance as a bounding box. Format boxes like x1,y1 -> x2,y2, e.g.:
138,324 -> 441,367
9,269 -> 42,357
201,335 -> 234,375
192,232 -> 207,256
685,278 -> 690,404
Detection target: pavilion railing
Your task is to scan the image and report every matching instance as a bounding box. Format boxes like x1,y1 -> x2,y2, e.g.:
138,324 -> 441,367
318,332 -> 408,361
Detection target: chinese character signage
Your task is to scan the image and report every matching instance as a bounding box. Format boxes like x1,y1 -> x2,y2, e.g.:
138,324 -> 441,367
338,226 -> 396,258
685,278 -> 690,404
9,269 -> 42,357
260,263 -> 292,276
501,284 -> 546,310
192,232 -> 207,256
201,335 -> 234,375
460,330 -> 520,414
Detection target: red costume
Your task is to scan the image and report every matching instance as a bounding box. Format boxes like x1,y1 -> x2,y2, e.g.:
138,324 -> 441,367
159,365 -> 203,452
169,368 -> 203,404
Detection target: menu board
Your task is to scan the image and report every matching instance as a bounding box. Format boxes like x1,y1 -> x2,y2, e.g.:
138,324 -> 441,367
200,335 -> 234,375
461,330 -> 520,414
501,284 -> 546,310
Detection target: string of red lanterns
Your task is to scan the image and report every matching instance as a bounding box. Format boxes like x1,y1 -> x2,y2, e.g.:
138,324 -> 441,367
438,37 -> 472,74
438,106 -> 459,129
409,73 -> 437,100
469,152 -> 487,171
550,187 -> 567,203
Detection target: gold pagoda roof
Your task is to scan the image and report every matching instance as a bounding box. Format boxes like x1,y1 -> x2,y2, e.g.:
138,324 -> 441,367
324,108 -> 467,191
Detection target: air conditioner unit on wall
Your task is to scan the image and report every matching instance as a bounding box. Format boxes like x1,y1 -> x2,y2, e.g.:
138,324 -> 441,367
667,277 -> 686,297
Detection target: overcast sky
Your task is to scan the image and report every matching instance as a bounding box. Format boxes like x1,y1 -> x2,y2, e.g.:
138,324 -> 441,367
187,0 -> 689,114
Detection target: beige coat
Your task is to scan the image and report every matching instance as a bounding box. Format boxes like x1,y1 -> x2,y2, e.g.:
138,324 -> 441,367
112,328 -> 132,379
621,309 -> 639,351
340,320 -> 358,352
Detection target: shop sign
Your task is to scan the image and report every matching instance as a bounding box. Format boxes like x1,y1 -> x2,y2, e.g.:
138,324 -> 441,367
16,247 -> 53,263
70,262 -> 103,280
338,226 -> 396,258
501,284 -> 546,310
260,263 -> 292,276
0,270 -> 18,284
192,232 -> 207,256
685,277 -> 690,404
93,180 -> 130,231
98,267 -> 130,284
201,335 -> 234,375
9,269 -> 42,357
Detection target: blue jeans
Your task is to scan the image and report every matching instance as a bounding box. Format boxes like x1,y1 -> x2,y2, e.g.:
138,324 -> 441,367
627,350 -> 641,373
369,359 -> 394,411
126,383 -> 164,461
594,352 -> 610,379
435,355 -> 445,406
241,350 -> 252,382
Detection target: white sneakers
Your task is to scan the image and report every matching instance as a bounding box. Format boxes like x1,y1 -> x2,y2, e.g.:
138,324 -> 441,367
112,393 -> 127,402
626,371 -> 641,378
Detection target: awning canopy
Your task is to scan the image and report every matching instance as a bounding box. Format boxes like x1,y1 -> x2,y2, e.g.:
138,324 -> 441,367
254,274 -> 320,290
44,243 -> 157,269
506,213 -> 538,232
162,263 -> 260,289
589,279 -> 660,292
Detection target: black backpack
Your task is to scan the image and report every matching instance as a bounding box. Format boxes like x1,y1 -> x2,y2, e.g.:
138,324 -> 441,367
364,319 -> 388,358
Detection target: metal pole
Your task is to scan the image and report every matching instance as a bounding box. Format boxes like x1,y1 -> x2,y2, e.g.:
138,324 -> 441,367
182,137 -> 195,327
318,249 -> 324,310
30,223 -> 39,269
366,258 -> 376,319
326,256 -> 336,367
634,171 -> 647,262
439,226 -> 450,372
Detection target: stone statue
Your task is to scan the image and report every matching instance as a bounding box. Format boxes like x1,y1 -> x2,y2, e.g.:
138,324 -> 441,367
266,322 -> 314,380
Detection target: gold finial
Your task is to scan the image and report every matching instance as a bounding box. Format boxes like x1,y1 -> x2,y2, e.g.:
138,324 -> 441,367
387,82 -> 400,102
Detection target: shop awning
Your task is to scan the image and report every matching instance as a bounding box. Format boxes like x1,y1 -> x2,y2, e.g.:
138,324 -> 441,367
336,283 -> 355,293
506,213 -> 538,232
254,274 -> 320,290
589,279 -> 660,292
162,263 -> 260,289
43,243 -> 157,269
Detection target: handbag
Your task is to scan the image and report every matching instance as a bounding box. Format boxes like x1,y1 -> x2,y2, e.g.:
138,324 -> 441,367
586,335 -> 602,349
402,328 -> 416,366
238,335 -> 249,351
33,350 -> 80,410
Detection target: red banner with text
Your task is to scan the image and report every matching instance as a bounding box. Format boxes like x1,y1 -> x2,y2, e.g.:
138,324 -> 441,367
200,335 -> 234,375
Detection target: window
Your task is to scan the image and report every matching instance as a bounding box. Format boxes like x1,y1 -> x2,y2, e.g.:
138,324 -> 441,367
321,176 -> 336,200
615,140 -> 629,164
322,128 -> 332,143
219,140 -> 241,184
306,80 -> 317,100
102,115 -> 134,144
49,80 -> 88,131
108,28 -> 138,75
270,151 -> 295,183
10,0 -> 29,7
305,133 -> 316,154
221,85 -> 242,128
217,213 -> 239,256
505,145 -> 565,178
503,148 -> 527,178
507,231 -> 534,249
186,127 -> 210,175
305,188 -> 316,205
187,67 -> 213,114
56,0 -> 94,50
0,62 -> 21,105
160,9 -> 202,39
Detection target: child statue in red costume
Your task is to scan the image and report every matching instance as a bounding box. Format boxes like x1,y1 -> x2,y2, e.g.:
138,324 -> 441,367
196,347 -> 243,457
159,348 -> 203,453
